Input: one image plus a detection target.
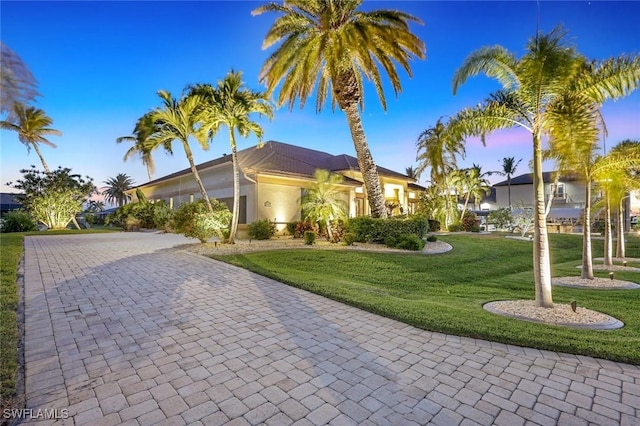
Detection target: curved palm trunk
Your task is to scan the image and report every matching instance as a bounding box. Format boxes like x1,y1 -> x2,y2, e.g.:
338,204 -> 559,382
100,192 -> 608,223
342,103 -> 387,219
32,143 -> 51,173
616,200 -> 625,258
182,142 -> 213,213
532,134 -> 553,308
228,130 -> 240,245
581,179 -> 594,279
603,193 -> 613,266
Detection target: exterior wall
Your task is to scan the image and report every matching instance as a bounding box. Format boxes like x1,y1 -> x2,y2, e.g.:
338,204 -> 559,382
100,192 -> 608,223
495,181 -> 587,209
129,162 -> 257,225
256,174 -> 353,231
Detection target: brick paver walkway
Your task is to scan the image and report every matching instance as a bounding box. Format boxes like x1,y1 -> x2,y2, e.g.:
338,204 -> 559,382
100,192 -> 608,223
19,233 -> 640,425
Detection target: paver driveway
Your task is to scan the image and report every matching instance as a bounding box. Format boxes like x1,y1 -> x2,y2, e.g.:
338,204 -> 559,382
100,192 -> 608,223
18,233 -> 640,425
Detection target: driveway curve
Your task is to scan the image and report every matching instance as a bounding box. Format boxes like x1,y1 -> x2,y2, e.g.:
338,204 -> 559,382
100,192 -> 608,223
18,233 -> 640,425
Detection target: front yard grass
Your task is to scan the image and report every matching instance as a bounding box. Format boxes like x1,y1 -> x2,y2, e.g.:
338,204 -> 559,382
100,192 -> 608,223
212,233 -> 640,365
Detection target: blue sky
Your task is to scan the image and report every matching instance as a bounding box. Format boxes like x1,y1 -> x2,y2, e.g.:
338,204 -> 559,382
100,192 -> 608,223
2,1 -> 639,193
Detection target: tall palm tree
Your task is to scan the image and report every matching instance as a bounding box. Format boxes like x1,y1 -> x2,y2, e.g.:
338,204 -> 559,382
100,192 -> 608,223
415,118 -> 465,228
116,112 -> 160,181
189,71 -> 274,244
0,103 -> 61,172
103,173 -> 134,207
301,169 -> 348,241
146,90 -> 213,212
253,0 -> 425,219
498,157 -> 522,209
1,42 -> 40,119
452,26 -> 640,307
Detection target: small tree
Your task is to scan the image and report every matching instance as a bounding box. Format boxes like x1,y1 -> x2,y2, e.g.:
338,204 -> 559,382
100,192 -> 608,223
511,205 -> 534,238
487,208 -> 513,231
301,169 -> 348,242
11,167 -> 95,230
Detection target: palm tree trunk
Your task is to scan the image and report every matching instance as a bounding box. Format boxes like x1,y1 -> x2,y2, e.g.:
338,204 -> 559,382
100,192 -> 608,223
460,192 -> 471,222
228,130 -> 240,245
32,143 -> 51,173
182,142 -> 213,213
507,176 -> 512,209
342,103 -> 387,219
616,200 -> 625,258
532,133 -> 553,308
604,193 -> 613,266
581,179 -> 594,279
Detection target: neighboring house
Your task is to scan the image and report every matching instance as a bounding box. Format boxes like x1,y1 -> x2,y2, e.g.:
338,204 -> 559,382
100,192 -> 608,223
126,141 -> 424,234
0,193 -> 22,215
492,171 -> 640,231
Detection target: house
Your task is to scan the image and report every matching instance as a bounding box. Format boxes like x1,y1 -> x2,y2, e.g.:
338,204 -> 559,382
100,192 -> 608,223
492,171 -> 639,231
127,141 -> 424,234
0,193 -> 22,215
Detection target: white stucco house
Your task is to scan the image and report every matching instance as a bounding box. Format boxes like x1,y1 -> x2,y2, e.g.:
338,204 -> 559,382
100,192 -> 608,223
492,171 -> 638,231
126,141 -> 424,235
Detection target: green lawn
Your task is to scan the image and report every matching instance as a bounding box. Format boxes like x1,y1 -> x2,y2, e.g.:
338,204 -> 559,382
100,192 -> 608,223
211,233 -> 640,365
0,228 -> 119,406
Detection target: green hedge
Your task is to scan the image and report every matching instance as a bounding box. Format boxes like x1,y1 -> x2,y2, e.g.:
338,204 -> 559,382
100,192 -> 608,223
346,216 -> 430,243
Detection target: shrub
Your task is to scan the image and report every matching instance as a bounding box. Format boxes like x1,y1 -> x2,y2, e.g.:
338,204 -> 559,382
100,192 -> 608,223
293,221 -> 317,238
428,219 -> 441,232
343,232 -> 357,246
384,236 -> 398,248
124,216 -> 141,231
286,222 -> 297,236
426,235 -> 437,242
396,234 -> 425,251
461,211 -> 479,232
172,199 -> 232,243
304,230 -> 316,245
345,216 -> 429,243
1,211 -> 36,233
448,222 -> 463,232
328,219 -> 345,243
248,219 -> 276,240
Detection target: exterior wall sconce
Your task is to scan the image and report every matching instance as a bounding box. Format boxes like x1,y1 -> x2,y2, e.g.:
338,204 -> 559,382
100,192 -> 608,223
264,201 -> 271,208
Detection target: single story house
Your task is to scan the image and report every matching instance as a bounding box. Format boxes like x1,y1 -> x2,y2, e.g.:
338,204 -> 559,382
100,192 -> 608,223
126,141 -> 424,234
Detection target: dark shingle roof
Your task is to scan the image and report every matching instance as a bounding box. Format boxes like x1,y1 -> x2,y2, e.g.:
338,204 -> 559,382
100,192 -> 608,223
136,141 -> 411,188
494,171 -> 582,186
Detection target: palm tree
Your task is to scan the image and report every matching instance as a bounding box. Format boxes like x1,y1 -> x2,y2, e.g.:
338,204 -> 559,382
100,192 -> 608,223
146,90 -> 213,212
116,112 -> 160,181
0,103 -> 61,172
189,71 -> 274,244
415,118 -> 465,228
253,0 -> 425,219
452,26 -> 640,307
103,173 -> 134,207
593,141 -> 640,264
405,166 -> 420,181
454,167 -> 491,221
1,42 -> 39,118
498,157 -> 522,209
301,169 -> 348,241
